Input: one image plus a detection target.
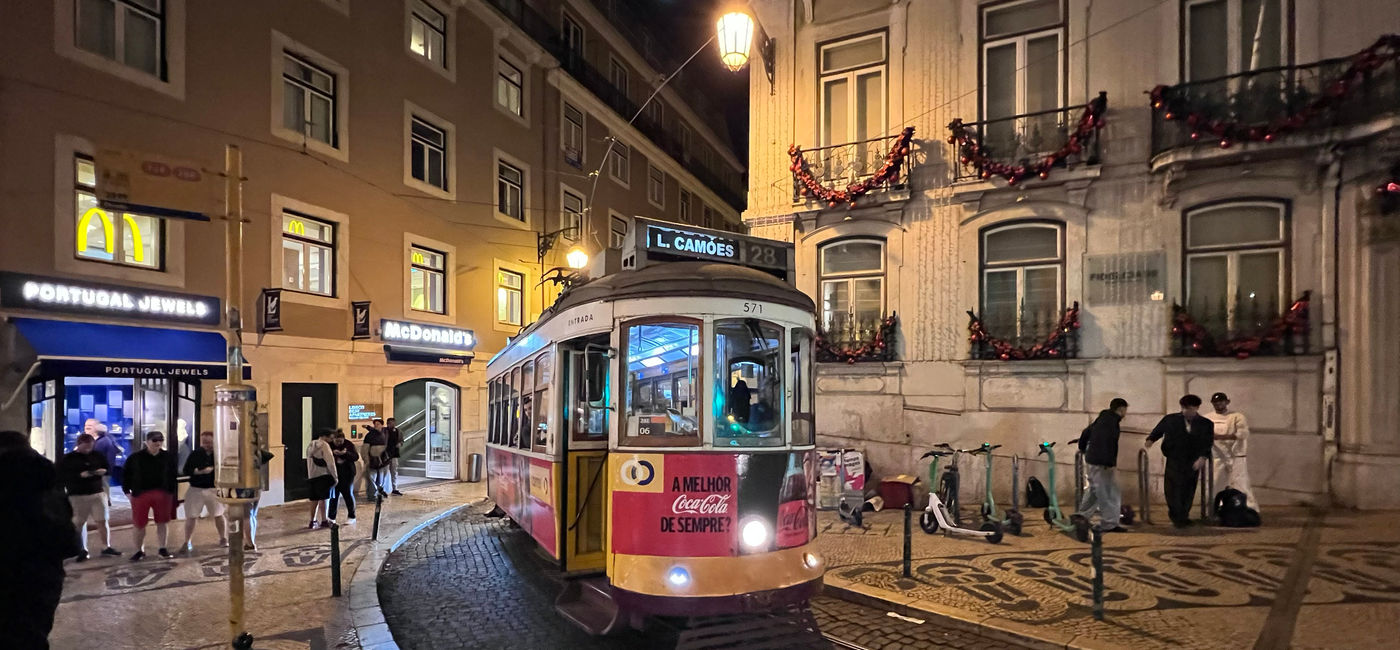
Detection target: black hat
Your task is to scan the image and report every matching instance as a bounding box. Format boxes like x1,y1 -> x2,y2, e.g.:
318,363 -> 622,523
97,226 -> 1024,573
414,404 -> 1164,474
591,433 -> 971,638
1211,392 -> 1229,402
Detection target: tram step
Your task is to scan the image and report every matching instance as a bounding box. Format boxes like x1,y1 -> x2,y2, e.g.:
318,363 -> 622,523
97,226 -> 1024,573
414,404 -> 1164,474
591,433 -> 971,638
555,577 -> 623,636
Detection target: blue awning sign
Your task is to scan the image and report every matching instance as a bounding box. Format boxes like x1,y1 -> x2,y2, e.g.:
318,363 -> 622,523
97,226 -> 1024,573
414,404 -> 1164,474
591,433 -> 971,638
11,318 -> 250,380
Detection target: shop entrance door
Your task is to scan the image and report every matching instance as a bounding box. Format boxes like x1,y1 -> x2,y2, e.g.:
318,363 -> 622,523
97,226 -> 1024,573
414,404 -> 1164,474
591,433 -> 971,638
424,381 -> 458,479
282,383 -> 337,502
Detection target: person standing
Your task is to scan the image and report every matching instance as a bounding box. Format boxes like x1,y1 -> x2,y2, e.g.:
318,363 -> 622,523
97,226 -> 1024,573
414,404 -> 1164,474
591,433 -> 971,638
328,430 -> 359,524
123,431 -> 177,560
305,428 -> 339,529
361,420 -> 388,499
0,430 -> 80,650
1146,395 -> 1215,528
1074,398 -> 1129,533
1205,392 -> 1257,509
179,432 -> 227,553
384,417 -> 404,496
57,433 -> 121,561
90,421 -> 123,501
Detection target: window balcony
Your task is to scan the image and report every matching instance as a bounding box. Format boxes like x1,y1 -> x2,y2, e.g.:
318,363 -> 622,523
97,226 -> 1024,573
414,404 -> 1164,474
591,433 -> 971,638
1151,39 -> 1400,158
791,133 -> 915,204
967,303 -> 1081,361
1170,292 -> 1311,358
950,95 -> 1105,184
816,313 -> 898,364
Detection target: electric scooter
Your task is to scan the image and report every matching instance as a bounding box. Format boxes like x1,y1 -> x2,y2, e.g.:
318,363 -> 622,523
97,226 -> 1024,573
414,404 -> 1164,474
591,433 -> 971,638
919,446 -> 1003,544
972,443 -> 1023,536
1037,441 -> 1090,542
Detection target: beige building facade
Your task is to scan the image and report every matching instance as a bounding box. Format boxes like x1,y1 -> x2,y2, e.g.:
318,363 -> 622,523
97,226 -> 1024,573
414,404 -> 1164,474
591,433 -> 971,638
743,0 -> 1400,508
0,0 -> 745,506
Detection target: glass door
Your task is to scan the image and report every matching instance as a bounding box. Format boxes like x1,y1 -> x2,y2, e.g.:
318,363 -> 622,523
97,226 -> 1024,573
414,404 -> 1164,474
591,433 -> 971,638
28,380 -> 59,461
424,381 -> 458,479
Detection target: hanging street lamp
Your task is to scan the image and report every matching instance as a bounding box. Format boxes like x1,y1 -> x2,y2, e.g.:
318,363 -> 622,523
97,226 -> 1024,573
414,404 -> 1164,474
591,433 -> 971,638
716,11 -> 756,72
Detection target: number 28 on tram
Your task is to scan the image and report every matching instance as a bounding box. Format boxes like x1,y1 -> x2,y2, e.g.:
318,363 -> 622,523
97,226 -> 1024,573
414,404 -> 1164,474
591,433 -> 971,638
484,218 -> 821,632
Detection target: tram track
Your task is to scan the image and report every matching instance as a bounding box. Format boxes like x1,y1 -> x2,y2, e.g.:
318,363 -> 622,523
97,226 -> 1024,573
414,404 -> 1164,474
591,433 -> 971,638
822,632 -> 873,650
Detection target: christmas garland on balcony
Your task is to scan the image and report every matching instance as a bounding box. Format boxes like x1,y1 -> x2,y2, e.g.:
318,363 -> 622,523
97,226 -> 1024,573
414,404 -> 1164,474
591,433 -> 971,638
966,303 -> 1080,361
946,93 -> 1107,186
816,313 -> 898,364
1378,161 -> 1400,215
789,127 -> 915,208
1150,34 -> 1400,149
1170,292 -> 1311,359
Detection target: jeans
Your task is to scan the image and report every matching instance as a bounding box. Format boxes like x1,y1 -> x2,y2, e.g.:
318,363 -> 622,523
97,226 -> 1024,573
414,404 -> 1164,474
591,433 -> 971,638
388,457 -> 399,491
1164,459 -> 1199,525
329,469 -> 356,519
1076,465 -> 1121,528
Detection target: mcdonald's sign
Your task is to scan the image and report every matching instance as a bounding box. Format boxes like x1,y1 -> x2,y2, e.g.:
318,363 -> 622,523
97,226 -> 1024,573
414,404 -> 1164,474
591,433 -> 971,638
284,219 -> 306,236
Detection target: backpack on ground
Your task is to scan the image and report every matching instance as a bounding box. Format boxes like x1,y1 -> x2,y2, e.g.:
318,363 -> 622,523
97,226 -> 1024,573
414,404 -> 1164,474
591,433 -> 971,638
1120,504 -> 1135,526
1026,476 -> 1050,508
1215,488 -> 1261,527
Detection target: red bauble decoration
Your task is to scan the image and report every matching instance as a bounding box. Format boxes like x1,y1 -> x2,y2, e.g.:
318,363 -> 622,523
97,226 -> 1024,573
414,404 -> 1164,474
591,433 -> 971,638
1263,133 -> 1276,143
1219,139 -> 1232,149
1190,131 -> 1201,141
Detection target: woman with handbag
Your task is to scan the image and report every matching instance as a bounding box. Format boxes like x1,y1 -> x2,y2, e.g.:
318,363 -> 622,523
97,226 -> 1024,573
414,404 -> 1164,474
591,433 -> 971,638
305,428 -> 338,529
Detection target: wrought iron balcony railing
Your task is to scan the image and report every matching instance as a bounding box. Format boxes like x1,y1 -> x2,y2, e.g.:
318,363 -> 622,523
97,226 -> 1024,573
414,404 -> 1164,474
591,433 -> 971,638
1170,292 -> 1311,358
951,103 -> 1103,183
792,134 -> 915,202
816,313 -> 898,363
967,303 -> 1081,361
484,0 -> 746,210
1151,51 -> 1400,156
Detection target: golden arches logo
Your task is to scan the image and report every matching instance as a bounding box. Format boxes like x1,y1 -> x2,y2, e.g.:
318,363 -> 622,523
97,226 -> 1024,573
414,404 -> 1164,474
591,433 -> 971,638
76,207 -> 146,263
412,250 -> 426,265
285,219 -> 306,236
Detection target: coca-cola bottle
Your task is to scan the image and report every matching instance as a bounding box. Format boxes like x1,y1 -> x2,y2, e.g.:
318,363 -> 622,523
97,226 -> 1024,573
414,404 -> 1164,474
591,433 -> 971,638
777,455 -> 809,547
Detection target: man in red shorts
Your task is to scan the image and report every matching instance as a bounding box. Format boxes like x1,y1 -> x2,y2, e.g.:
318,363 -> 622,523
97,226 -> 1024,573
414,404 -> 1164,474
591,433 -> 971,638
123,431 -> 177,560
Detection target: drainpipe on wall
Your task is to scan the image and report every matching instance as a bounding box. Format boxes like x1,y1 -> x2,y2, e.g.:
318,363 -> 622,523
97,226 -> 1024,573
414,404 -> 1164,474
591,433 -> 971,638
1319,145 -> 1343,504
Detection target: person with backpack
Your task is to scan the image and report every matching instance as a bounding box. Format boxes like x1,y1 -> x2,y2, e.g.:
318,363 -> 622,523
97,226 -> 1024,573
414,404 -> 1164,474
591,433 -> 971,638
305,428 -> 339,529
1074,398 -> 1130,533
384,417 -> 404,496
1205,392 -> 1257,510
123,431 -> 178,560
57,433 -> 121,561
1145,394 -> 1215,528
0,430 -> 80,649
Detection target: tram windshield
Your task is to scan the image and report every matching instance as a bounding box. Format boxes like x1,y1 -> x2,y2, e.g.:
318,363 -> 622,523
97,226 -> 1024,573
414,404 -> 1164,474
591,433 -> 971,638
714,319 -> 784,446
623,321 -> 700,444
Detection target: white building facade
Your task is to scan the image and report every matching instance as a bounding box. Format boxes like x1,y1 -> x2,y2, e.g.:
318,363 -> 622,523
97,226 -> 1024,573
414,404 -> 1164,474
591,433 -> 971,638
742,0 -> 1400,508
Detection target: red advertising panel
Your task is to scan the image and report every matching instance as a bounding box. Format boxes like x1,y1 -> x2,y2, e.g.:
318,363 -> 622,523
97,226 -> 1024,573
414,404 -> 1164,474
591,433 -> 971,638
528,457 -> 557,556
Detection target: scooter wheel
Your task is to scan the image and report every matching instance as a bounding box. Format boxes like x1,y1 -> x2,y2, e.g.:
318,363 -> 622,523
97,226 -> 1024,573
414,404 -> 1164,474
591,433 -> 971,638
1043,508 -> 1055,525
1007,510 -> 1024,536
919,511 -> 940,534
981,521 -> 1004,544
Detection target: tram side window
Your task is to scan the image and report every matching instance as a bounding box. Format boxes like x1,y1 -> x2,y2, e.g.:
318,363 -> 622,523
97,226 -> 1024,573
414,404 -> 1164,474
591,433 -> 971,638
791,328 -> 815,446
714,319 -> 785,446
572,348 -> 609,441
623,321 -> 700,445
509,367 -> 522,448
519,360 -> 535,450
533,351 -> 552,450
488,380 -> 498,445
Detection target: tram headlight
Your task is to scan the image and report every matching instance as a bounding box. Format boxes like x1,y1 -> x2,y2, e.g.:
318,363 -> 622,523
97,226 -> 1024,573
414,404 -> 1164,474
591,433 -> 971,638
740,517 -> 771,550
803,552 -> 822,569
666,566 -> 691,588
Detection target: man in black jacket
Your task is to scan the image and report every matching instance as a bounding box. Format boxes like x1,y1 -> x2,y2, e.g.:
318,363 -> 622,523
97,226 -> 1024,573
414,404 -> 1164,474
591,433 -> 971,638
179,431 -> 227,554
58,433 -> 120,560
1075,398 -> 1129,532
384,418 -> 403,496
1146,394 -> 1215,528
123,431 -> 177,560
0,430 -> 78,649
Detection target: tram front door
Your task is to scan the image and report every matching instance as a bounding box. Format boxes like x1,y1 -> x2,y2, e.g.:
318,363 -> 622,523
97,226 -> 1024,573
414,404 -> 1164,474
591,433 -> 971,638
562,341 -> 609,573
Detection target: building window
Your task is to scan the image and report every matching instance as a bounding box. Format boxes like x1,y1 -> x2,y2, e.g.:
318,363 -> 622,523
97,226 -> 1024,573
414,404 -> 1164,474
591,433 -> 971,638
409,245 -> 447,314
283,53 -> 337,147
646,99 -> 664,127
75,0 -> 164,78
819,32 -> 886,147
74,156 -> 162,269
609,56 -> 628,98
562,13 -> 584,64
610,215 -> 628,249
1184,0 -> 1288,81
679,123 -> 693,160
410,115 -> 449,191
679,190 -> 692,223
561,189 -> 584,241
980,0 -> 1064,148
608,142 -> 630,185
281,211 -> 336,296
980,223 -> 1063,339
497,161 -> 524,221
409,0 -> 447,68
562,102 -> 584,168
647,164 -> 665,209
819,239 -> 885,334
1185,201 -> 1287,333
497,57 -> 523,117
702,205 -> 716,229
497,269 -> 523,326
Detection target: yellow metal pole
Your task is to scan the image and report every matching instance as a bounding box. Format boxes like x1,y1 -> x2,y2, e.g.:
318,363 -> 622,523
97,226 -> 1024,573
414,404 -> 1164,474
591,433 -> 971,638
221,145 -> 255,649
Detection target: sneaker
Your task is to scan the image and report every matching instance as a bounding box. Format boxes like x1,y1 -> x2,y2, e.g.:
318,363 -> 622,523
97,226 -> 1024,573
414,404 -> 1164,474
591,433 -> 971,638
157,548 -> 173,559
391,490 -> 404,496
75,551 -> 89,563
347,518 -> 357,525
319,519 -> 335,529
1101,526 -> 1130,533
218,538 -> 229,548
100,547 -> 122,557
309,521 -> 319,530
243,542 -> 256,551
130,551 -> 146,562
180,544 -> 195,556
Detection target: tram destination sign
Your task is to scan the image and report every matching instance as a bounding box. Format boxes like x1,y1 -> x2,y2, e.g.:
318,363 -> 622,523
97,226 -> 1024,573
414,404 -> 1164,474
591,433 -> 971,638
639,219 -> 791,278
0,271 -> 220,325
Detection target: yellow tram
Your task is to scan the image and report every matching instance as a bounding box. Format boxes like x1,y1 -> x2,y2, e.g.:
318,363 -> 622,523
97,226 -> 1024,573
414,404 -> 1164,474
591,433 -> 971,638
485,218 -> 822,633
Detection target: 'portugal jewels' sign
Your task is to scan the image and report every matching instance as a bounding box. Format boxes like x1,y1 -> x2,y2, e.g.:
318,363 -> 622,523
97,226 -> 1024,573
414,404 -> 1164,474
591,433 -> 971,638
379,319 -> 475,349
0,272 -> 220,325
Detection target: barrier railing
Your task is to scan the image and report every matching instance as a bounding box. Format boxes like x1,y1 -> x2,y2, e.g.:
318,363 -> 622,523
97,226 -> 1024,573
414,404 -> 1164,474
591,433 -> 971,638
1198,455 -> 1215,521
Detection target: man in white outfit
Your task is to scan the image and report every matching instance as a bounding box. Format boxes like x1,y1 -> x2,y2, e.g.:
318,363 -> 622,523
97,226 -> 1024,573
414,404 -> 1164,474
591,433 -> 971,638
1205,392 -> 1256,509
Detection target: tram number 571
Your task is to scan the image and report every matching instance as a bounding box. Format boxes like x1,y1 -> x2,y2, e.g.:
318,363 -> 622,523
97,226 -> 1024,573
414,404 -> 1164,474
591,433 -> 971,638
743,302 -> 764,314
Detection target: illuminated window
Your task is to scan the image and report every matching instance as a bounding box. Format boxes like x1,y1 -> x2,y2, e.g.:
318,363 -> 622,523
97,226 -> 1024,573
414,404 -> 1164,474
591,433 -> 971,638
410,245 -> 446,314
409,0 -> 447,68
497,57 -> 523,117
1185,0 -> 1287,81
714,319 -> 784,446
647,164 -> 665,209
496,269 -> 523,326
410,115 -> 448,191
497,161 -> 524,221
623,321 -> 701,446
980,223 -> 1062,339
75,0 -> 164,78
281,211 -> 335,296
282,53 -> 336,146
73,156 -> 162,269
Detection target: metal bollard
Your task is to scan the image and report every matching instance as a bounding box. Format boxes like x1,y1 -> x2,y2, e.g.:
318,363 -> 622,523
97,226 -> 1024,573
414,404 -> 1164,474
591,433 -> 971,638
1074,448 -> 1086,510
330,523 -> 342,597
1198,455 -> 1215,521
902,502 -> 913,578
1137,448 -> 1152,525
372,491 -> 384,541
1090,524 -> 1105,621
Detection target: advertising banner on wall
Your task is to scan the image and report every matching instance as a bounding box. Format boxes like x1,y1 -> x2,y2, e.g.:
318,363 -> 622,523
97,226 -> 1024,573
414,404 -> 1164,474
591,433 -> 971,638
351,301 -> 371,339
94,147 -> 218,221
260,289 -> 282,332
1085,251 -> 1167,305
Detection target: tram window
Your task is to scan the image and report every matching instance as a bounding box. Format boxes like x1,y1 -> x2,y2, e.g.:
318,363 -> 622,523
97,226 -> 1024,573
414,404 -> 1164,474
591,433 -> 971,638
509,367 -> 522,448
488,380 -> 498,445
622,321 -> 700,445
572,348 -> 609,441
533,351 -> 552,450
791,328 -> 815,446
519,360 -> 535,450
714,319 -> 785,446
